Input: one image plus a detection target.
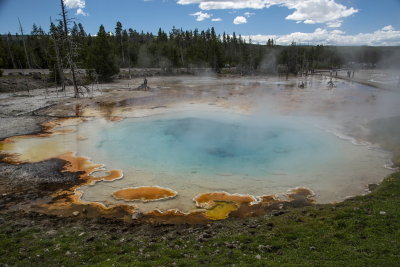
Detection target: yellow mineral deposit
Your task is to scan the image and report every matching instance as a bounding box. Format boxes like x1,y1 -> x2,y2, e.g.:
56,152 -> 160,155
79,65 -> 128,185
112,186 -> 178,202
203,201 -> 239,220
194,192 -> 258,209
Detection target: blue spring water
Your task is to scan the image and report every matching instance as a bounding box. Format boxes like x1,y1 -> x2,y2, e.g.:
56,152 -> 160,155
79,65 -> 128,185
96,113 -> 338,177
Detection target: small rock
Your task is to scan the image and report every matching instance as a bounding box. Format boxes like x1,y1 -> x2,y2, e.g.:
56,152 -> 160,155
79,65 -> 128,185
132,212 -> 143,220
65,251 -> 71,256
46,230 -> 57,237
72,211 -> 80,216
379,211 -> 386,215
258,245 -> 272,252
255,254 -> 261,260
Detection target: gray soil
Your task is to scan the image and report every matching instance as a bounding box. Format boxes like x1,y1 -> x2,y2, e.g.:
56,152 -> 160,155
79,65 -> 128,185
0,116 -> 50,139
0,158 -> 83,213
0,158 -> 81,186
0,75 -> 49,93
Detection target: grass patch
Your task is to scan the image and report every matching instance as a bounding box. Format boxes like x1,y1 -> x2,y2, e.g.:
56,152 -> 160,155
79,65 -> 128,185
1,172 -> 400,266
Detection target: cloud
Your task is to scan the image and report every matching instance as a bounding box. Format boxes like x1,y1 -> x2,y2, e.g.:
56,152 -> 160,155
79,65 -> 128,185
76,8 -> 88,16
233,16 -> 247,24
326,20 -> 342,28
244,12 -> 255,17
177,0 -> 358,27
242,25 -> 400,46
63,0 -> 85,9
212,18 -> 222,21
63,0 -> 88,16
190,11 -> 212,21
382,25 -> 394,31
284,0 -> 357,25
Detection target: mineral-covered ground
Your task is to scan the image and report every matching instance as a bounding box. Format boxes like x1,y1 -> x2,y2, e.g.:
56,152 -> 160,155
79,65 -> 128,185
1,71 -> 399,265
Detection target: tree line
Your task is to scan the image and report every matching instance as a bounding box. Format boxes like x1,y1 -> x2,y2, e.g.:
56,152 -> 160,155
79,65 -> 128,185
1,20 -> 399,82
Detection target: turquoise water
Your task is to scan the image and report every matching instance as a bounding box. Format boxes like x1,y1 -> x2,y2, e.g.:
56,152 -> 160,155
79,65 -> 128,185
96,113 -> 338,177
76,110 -> 392,210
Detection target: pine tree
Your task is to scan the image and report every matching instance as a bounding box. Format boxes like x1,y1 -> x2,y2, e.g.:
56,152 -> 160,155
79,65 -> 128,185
87,25 -> 119,81
115,21 -> 125,66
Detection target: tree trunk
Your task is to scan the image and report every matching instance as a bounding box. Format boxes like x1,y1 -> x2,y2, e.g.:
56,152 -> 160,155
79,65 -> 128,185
121,39 -> 125,66
18,18 -> 31,69
60,0 -> 79,98
53,36 -> 66,92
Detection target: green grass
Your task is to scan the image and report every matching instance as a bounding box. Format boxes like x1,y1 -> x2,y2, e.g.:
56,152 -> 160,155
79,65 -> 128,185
1,172 -> 400,266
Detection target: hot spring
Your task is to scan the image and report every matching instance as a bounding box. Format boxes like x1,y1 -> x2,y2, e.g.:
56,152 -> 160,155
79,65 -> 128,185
3,106 -> 392,214
2,75 -> 398,218
79,111 -> 391,212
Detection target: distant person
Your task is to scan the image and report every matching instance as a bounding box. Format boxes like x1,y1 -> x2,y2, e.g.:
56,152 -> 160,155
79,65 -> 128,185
144,77 -> 148,88
327,79 -> 335,89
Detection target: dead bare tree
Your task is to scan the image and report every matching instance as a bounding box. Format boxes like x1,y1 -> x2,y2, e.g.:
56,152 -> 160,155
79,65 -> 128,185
50,17 -> 66,92
60,0 -> 79,98
17,18 -> 31,69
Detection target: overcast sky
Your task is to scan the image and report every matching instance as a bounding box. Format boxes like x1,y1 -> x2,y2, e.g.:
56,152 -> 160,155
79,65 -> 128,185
0,0 -> 400,45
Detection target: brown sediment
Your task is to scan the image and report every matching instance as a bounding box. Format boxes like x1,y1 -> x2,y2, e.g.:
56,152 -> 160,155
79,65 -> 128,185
109,116 -> 124,122
55,152 -> 123,188
37,152 -> 130,218
286,187 -> 315,202
260,194 -> 281,204
58,152 -> 103,180
194,192 -> 258,209
0,117 -> 89,164
112,186 -> 178,202
144,209 -> 209,224
0,139 -> 18,163
41,117 -> 88,133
